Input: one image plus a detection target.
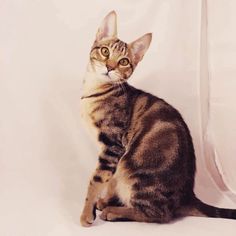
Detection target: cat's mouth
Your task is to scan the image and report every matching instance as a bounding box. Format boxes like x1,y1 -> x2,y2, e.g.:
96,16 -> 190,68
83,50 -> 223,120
102,72 -> 111,79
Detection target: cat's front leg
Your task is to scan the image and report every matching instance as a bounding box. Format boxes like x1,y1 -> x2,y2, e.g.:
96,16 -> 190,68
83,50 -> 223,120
80,131 -> 124,226
80,169 -> 113,227
80,148 -> 121,226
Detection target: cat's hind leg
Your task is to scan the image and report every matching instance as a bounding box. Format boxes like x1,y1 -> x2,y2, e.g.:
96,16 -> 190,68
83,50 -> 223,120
100,206 -> 174,223
100,206 -> 154,222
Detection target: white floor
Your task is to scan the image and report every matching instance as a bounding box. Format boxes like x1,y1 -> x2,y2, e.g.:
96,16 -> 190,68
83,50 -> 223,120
2,208 -> 236,236
79,217 -> 236,236
0,187 -> 235,236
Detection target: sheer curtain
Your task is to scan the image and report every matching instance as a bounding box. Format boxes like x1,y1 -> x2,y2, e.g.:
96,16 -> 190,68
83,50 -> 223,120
201,0 -> 236,201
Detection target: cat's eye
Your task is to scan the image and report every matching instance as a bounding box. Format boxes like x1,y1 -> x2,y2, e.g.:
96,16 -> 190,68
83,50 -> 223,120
101,47 -> 110,57
119,58 -> 130,66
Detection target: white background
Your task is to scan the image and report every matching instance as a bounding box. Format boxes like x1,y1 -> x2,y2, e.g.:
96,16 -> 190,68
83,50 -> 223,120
1,0 -> 236,235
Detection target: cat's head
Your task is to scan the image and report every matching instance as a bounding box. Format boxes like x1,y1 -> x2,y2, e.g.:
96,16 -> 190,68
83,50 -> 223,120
88,11 -> 152,83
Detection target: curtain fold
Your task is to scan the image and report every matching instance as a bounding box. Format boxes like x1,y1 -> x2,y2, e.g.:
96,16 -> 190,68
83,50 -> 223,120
203,0 -> 236,200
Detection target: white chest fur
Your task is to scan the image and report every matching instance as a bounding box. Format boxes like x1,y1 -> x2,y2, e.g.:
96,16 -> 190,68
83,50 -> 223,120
80,96 -> 101,149
80,71 -> 108,149
113,165 -> 133,207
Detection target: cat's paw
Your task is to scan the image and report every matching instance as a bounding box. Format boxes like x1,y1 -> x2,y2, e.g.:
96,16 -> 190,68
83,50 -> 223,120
80,210 -> 95,227
100,207 -> 119,221
96,198 -> 107,211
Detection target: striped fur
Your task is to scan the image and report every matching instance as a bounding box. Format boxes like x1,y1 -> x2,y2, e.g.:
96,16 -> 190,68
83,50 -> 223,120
80,11 -> 236,227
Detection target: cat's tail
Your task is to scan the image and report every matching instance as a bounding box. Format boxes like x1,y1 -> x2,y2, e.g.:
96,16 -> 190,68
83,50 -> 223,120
178,196 -> 236,220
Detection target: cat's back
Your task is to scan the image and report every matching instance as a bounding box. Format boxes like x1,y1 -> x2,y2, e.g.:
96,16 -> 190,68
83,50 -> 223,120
126,85 -> 195,170
127,85 -> 185,128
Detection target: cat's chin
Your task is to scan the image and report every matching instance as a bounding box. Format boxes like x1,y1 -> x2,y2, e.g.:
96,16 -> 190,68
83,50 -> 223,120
99,73 -> 112,82
100,73 -> 119,82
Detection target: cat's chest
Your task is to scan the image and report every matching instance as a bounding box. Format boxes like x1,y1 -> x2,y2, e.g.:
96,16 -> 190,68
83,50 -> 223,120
80,98 -> 103,146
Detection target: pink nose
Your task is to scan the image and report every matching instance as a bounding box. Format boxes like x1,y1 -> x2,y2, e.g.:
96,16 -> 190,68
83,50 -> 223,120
106,64 -> 114,72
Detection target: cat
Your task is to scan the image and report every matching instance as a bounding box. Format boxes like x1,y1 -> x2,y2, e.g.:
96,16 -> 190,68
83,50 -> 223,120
80,11 -> 236,227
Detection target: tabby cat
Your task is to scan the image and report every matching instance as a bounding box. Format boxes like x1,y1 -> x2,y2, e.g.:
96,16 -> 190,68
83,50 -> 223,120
80,11 -> 236,227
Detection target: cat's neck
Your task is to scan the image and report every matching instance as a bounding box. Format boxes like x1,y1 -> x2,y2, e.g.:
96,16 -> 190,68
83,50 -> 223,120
82,64 -> 113,97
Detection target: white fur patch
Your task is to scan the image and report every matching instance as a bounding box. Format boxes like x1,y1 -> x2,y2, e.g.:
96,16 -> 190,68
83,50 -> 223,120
113,166 -> 132,207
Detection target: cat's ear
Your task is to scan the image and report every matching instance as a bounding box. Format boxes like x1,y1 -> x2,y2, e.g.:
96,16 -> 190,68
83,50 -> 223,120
129,33 -> 152,64
96,11 -> 117,41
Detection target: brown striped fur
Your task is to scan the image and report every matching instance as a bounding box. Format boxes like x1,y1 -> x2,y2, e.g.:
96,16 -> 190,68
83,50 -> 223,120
80,11 -> 236,227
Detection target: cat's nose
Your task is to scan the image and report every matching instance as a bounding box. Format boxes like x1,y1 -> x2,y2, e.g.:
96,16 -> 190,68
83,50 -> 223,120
106,64 -> 114,72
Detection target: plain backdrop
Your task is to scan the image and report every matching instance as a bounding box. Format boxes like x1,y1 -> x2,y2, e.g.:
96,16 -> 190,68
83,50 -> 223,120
1,0 -> 236,235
